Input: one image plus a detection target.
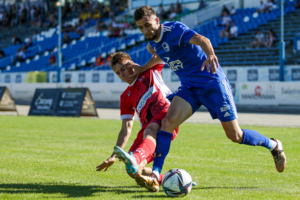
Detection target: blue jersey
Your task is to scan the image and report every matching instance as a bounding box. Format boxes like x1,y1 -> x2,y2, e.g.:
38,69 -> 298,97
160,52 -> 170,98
149,21 -> 226,88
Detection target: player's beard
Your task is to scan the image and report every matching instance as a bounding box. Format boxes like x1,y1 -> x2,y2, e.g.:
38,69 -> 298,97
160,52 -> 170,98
145,29 -> 158,41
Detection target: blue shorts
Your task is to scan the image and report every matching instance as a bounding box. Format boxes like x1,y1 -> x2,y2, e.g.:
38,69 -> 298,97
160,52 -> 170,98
167,78 -> 238,122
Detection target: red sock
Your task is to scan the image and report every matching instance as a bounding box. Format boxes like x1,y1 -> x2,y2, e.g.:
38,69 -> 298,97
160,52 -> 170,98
159,173 -> 164,185
133,139 -> 155,164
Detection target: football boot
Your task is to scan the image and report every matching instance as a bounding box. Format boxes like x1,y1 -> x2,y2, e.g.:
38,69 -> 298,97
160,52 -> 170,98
270,138 -> 286,172
135,173 -> 160,192
113,146 -> 138,174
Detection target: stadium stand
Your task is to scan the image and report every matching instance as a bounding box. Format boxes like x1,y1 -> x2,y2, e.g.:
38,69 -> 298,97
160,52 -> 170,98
0,0 -> 299,73
0,0 -> 127,68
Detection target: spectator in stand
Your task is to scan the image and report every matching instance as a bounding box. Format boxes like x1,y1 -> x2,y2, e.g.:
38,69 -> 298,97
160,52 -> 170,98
26,37 -> 34,47
257,1 -> 266,13
264,29 -> 277,48
19,6 -> 27,25
47,11 -> 58,27
219,23 -> 230,39
108,25 -> 121,38
96,20 -> 108,32
168,3 -> 176,15
22,37 -> 34,51
160,9 -> 168,20
295,0 -> 300,9
157,4 -> 168,20
13,47 -> 26,65
36,4 -> 42,19
62,2 -> 72,19
79,9 -> 91,21
198,0 -> 206,9
11,36 -> 22,45
230,6 -> 236,15
85,9 -> 92,20
248,30 -> 265,49
92,7 -> 101,19
229,21 -> 238,39
48,53 -> 57,66
111,18 -> 119,28
264,0 -> 274,12
157,4 -> 164,16
32,31 -> 38,41
176,1 -> 183,14
95,53 -> 105,66
33,14 -> 42,27
109,10 -> 115,18
123,21 -> 130,29
62,32 -> 70,44
169,10 -> 177,20
169,4 -> 177,19
102,7 -> 110,18
0,48 -> 5,58
221,13 -> 232,26
29,5 -> 36,24
10,5 -> 17,27
220,5 -> 230,16
76,21 -> 85,35
220,21 -> 238,39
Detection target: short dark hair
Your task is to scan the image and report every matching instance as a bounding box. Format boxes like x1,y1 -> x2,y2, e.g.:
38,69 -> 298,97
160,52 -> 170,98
110,52 -> 132,70
134,5 -> 156,22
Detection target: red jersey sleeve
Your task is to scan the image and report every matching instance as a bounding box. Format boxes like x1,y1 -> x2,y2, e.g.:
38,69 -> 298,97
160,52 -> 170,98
120,93 -> 135,120
151,62 -> 165,72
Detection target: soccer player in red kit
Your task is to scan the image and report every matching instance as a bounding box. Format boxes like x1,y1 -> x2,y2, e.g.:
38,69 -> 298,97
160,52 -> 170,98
96,52 -> 178,192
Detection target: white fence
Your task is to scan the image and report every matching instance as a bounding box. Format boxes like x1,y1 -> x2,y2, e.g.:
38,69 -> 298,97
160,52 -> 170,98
1,66 -> 300,84
0,81 -> 299,105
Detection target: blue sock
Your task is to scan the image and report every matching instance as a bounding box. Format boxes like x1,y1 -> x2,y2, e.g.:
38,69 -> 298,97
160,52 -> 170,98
240,129 -> 271,149
152,130 -> 173,178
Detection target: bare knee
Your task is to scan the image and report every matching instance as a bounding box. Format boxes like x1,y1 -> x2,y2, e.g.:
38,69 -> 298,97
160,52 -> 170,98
161,117 -> 177,132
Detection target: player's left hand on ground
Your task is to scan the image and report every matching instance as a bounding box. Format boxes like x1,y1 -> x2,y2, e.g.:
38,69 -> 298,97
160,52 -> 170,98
96,156 -> 116,172
201,54 -> 220,74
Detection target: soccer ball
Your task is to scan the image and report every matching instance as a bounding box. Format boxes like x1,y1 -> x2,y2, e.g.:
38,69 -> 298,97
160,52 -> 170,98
162,168 -> 193,197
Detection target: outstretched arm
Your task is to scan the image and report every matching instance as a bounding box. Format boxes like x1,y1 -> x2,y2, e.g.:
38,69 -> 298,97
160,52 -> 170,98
189,33 -> 220,74
96,118 -> 134,171
127,44 -> 163,77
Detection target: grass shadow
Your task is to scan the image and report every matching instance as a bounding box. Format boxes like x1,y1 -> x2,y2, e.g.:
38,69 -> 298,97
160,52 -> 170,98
194,186 -> 259,190
132,186 -> 259,198
0,183 -> 146,198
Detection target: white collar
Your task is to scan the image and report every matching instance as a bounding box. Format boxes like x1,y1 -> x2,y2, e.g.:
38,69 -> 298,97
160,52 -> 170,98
154,24 -> 164,43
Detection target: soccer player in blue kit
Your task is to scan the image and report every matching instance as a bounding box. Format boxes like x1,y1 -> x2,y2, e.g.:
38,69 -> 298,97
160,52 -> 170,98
117,5 -> 286,191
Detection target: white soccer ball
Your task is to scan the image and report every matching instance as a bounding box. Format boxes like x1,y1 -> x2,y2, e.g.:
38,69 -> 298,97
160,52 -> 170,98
162,168 -> 193,197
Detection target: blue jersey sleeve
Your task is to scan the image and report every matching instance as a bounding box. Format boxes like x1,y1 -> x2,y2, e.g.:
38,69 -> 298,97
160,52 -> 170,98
172,22 -> 197,46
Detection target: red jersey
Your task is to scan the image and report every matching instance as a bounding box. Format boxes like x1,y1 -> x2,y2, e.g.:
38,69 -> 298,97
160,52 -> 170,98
120,63 -> 173,127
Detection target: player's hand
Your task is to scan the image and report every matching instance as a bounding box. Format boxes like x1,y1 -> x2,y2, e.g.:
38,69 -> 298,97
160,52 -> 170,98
96,156 -> 116,172
127,62 -> 144,78
147,43 -> 157,57
201,54 -> 220,74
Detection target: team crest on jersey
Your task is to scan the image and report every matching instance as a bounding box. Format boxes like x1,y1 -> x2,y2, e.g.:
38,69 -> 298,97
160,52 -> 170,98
162,42 -> 170,52
127,91 -> 131,96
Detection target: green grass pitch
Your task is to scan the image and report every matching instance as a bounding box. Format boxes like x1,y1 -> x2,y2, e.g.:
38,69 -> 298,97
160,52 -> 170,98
0,115 -> 299,199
